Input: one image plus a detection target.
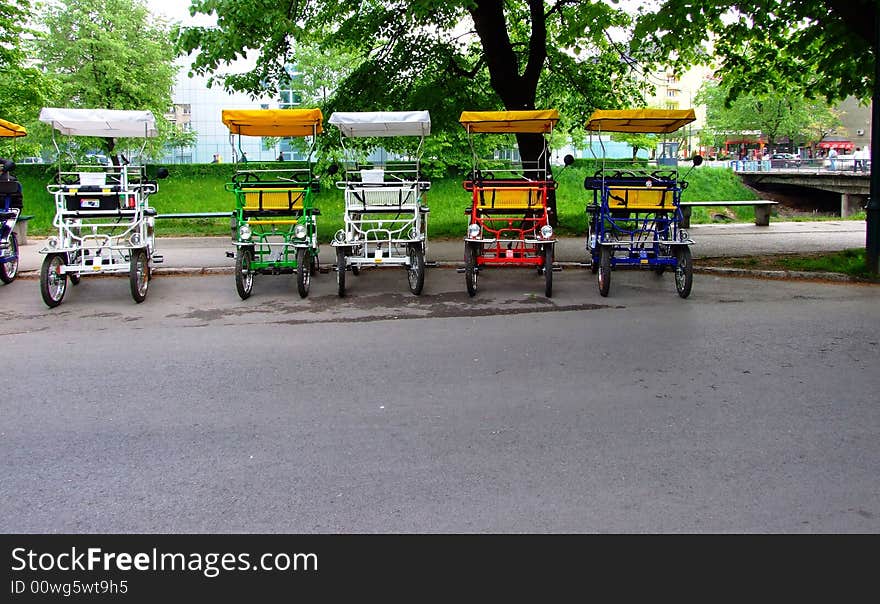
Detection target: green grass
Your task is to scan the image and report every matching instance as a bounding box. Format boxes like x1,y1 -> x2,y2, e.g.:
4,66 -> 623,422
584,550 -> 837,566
13,162 -> 831,240
705,248 -> 880,281
777,248 -> 878,279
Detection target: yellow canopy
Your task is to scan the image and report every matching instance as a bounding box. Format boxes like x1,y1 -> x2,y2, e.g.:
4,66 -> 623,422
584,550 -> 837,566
221,108 -> 324,137
0,118 -> 27,138
585,109 -> 696,134
459,110 -> 559,134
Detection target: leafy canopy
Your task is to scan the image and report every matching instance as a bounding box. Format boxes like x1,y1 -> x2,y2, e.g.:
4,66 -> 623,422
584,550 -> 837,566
34,0 -> 179,157
631,0 -> 876,105
696,81 -> 841,149
176,0 -> 648,170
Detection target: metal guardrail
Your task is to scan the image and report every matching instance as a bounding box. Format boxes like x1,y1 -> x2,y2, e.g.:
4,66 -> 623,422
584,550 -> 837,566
729,158 -> 871,173
154,212 -> 232,219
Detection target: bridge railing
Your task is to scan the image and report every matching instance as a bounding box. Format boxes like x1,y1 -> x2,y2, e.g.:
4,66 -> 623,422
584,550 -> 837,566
729,157 -> 871,173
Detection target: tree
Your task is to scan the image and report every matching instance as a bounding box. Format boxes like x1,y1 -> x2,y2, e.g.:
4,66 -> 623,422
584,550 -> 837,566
631,0 -> 880,271
176,1 -> 647,224
610,133 -> 657,161
696,81 -> 841,151
0,0 -> 57,159
34,0 -> 178,160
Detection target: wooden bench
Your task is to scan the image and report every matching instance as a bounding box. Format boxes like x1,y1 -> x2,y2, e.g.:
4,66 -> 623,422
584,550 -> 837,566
12,214 -> 33,245
679,200 -> 778,227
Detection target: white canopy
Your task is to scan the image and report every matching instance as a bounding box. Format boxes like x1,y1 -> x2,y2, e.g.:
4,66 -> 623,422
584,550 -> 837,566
328,111 -> 431,138
39,108 -> 159,138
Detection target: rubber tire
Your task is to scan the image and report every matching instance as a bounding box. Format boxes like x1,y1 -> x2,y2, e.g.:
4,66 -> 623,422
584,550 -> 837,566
296,247 -> 310,298
235,246 -> 254,300
598,245 -> 612,297
309,252 -> 319,276
464,243 -> 478,297
407,244 -> 425,295
336,247 -> 346,297
129,248 -> 149,303
40,253 -> 68,308
0,232 -> 18,283
675,246 -> 693,299
543,244 -> 554,298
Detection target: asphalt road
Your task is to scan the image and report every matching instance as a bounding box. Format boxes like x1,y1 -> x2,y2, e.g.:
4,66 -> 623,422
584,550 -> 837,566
1,267 -> 878,533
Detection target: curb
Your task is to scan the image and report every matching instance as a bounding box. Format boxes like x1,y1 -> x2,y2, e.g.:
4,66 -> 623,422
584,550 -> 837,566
16,263 -> 875,284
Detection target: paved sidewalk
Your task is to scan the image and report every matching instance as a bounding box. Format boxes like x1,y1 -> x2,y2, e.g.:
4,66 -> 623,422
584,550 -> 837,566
16,220 -> 868,275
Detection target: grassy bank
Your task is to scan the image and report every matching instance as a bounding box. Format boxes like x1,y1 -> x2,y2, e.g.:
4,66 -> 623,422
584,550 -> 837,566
703,248 -> 879,280
13,161 -> 807,240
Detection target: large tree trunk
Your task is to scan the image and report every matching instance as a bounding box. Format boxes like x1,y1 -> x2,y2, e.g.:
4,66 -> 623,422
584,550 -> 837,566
469,0 -> 558,225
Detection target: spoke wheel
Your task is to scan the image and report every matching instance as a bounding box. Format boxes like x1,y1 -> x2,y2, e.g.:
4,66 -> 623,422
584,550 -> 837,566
336,247 -> 347,297
40,253 -> 68,308
0,233 -> 18,283
235,246 -> 254,300
407,244 -> 425,295
675,246 -> 693,299
296,247 -> 310,298
129,248 -> 149,303
309,252 -> 319,276
464,243 -> 478,297
598,245 -> 612,297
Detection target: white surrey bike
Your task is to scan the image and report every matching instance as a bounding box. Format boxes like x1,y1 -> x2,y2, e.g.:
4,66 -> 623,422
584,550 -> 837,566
38,108 -> 167,307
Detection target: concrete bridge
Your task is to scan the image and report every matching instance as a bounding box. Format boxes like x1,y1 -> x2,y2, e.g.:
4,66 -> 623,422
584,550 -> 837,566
735,166 -> 870,217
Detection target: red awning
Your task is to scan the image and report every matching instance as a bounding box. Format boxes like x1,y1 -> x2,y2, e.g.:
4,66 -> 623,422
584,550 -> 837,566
818,140 -> 853,150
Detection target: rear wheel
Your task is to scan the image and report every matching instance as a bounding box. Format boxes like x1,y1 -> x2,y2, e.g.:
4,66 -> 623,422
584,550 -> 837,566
407,244 -> 425,295
543,244 -> 554,298
40,253 -> 68,308
296,247 -> 310,298
464,243 -> 478,297
235,246 -> 254,300
675,246 -> 693,299
129,248 -> 149,303
598,245 -> 612,297
0,232 -> 18,283
336,247 -> 347,297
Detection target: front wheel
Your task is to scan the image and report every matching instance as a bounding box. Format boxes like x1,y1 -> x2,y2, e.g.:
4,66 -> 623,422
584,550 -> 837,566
40,253 -> 68,308
598,245 -> 612,297
336,247 -> 347,297
675,246 -> 693,299
464,243 -> 478,297
407,244 -> 425,295
543,244 -> 554,298
129,248 -> 149,303
0,232 -> 18,283
296,247 -> 310,298
235,246 -> 254,300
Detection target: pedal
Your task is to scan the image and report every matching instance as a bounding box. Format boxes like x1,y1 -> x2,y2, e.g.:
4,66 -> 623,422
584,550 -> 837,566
456,267 -> 465,273
151,255 -> 164,264
319,266 -> 331,274
552,265 -> 563,272
425,261 -> 438,268
225,251 -> 235,258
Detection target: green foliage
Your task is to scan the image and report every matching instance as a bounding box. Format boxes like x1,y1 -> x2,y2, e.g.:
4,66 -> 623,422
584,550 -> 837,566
176,1 -> 648,165
696,80 -> 841,147
33,0 -> 178,157
632,1 -> 876,105
18,161 -> 764,238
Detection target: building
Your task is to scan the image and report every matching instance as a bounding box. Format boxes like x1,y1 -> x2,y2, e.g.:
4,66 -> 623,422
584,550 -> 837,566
160,60 -> 291,164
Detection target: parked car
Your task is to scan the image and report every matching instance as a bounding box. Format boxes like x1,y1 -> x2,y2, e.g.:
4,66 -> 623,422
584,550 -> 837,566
19,156 -> 44,164
770,152 -> 801,168
85,153 -> 109,165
